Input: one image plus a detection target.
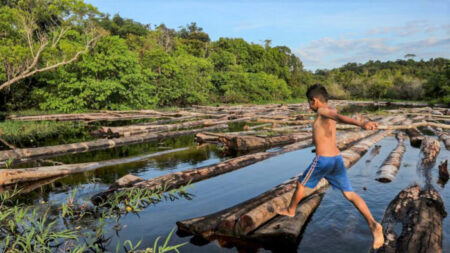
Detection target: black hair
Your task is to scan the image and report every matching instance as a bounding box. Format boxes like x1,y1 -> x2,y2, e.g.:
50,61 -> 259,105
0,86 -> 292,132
306,84 -> 328,102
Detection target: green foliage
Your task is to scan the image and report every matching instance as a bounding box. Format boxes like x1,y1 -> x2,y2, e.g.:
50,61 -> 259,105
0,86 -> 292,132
34,36 -> 157,112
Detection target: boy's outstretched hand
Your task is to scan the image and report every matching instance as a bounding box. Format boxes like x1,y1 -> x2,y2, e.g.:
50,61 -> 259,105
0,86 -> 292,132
362,121 -> 378,130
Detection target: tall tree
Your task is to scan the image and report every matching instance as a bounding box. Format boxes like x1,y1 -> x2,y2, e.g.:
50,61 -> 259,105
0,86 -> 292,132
0,0 -> 104,91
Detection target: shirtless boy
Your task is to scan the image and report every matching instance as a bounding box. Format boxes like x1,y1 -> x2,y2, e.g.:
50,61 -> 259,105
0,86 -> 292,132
276,84 -> 384,249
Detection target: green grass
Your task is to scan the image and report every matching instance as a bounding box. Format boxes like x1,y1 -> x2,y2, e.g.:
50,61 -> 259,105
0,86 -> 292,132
0,120 -> 94,148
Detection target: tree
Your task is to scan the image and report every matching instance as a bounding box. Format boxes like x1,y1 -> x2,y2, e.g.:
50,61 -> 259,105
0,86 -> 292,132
0,0 -> 104,91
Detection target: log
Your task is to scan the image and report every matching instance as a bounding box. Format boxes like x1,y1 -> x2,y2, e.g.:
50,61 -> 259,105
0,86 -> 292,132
176,117 -> 403,240
405,128 -> 424,148
438,160 -> 448,185
375,132 -> 406,183
247,188 -> 327,246
374,185 -> 446,253
378,121 -> 450,130
420,137 -> 441,167
256,118 -> 313,125
219,132 -> 311,152
0,124 -> 228,166
99,116 -> 254,137
7,110 -> 203,122
436,131 -> 450,150
0,147 -> 190,186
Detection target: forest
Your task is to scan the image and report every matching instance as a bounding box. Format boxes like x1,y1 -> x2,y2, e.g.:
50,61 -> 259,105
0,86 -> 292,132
0,0 -> 448,113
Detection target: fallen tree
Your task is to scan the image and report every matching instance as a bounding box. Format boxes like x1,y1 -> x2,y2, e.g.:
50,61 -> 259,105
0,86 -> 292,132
374,185 -> 446,253
375,132 -> 406,183
218,132 -> 311,152
0,124 -> 228,166
405,128 -> 424,148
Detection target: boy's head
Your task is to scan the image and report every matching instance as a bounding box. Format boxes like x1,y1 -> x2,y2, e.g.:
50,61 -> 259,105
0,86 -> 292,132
306,84 -> 328,112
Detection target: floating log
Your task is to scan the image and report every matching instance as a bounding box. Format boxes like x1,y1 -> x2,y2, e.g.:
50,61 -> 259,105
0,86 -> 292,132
374,185 -> 446,253
256,118 -> 313,125
99,116 -> 256,137
378,121 -> 450,130
375,132 -> 406,183
176,119 -> 402,241
219,132 -> 311,152
7,110 -> 203,122
405,128 -> 424,148
420,137 -> 441,166
438,160 -> 448,185
0,124 -> 228,166
247,188 -> 327,247
436,131 -> 450,150
0,147 -> 191,186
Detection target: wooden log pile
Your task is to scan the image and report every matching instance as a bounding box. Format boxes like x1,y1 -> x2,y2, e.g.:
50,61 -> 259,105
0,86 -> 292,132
374,185 -> 446,253
375,132 -> 406,183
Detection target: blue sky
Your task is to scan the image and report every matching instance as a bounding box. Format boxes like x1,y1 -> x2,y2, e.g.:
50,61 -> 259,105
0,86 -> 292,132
86,0 -> 450,70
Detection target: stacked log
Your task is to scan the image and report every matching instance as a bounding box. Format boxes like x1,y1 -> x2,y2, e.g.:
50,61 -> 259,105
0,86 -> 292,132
374,185 -> 446,253
375,132 -> 406,183
0,124 -> 228,166
177,127 -> 399,243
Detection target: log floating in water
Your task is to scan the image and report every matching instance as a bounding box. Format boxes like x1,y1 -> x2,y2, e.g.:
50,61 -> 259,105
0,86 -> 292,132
99,116 -> 255,137
0,147 -> 190,186
375,132 -> 406,183
420,137 -> 441,167
0,124 -> 228,166
438,160 -> 448,186
436,131 -> 450,150
219,132 -> 311,152
374,184 -> 446,253
405,128 -> 424,148
256,118 -> 313,125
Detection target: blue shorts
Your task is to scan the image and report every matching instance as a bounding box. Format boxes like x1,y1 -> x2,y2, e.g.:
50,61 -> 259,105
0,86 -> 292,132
298,155 -> 353,192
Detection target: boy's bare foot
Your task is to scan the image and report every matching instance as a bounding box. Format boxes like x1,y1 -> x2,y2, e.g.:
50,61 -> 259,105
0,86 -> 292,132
275,206 -> 295,217
371,222 -> 384,249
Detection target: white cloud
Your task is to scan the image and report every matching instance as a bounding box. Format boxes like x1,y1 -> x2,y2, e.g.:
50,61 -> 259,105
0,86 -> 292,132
295,21 -> 450,70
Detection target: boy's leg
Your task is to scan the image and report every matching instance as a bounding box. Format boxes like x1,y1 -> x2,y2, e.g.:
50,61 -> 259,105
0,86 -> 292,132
276,181 -> 305,217
342,191 -> 384,249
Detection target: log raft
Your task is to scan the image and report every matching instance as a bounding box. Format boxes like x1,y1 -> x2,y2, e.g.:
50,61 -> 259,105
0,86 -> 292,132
375,132 -> 406,183
0,124 -> 228,166
374,185 -> 446,253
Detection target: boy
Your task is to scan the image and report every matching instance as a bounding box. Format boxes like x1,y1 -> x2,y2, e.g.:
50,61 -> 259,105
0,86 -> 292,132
275,84 -> 384,249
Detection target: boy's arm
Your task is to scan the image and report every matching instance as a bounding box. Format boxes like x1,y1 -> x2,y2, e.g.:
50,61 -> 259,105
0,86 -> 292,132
317,107 -> 378,130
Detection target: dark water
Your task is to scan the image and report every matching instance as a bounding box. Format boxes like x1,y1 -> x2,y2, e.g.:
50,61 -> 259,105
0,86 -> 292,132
9,134 -> 449,252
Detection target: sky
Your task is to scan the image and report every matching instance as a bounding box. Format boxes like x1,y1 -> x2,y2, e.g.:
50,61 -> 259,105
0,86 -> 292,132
85,0 -> 450,70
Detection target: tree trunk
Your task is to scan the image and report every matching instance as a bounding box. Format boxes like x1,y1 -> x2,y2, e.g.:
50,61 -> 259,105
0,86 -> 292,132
436,131 -> 450,150
374,185 -> 446,253
219,132 -> 311,152
375,132 -> 406,183
0,124 -> 228,166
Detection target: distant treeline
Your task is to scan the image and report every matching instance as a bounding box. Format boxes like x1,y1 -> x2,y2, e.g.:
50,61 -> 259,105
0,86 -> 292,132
0,0 -> 448,112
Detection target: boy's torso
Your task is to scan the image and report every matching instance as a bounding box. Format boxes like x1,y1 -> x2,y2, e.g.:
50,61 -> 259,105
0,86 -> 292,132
313,107 -> 340,157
